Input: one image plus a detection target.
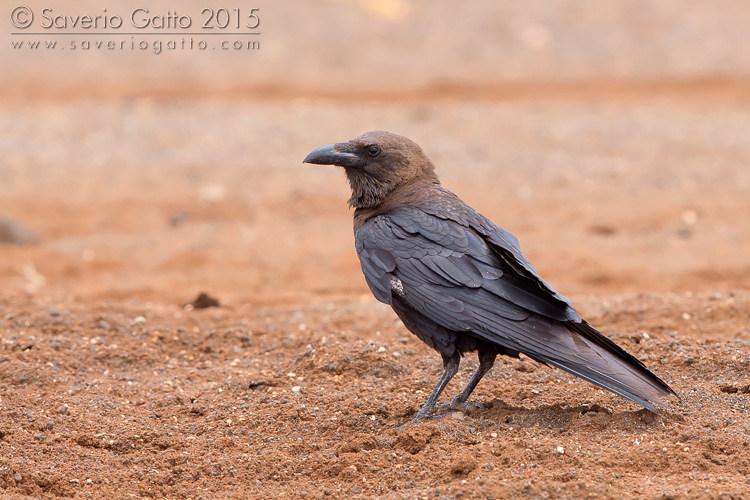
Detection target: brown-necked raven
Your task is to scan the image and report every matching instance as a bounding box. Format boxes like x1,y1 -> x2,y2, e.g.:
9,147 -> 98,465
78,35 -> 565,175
304,131 -> 676,422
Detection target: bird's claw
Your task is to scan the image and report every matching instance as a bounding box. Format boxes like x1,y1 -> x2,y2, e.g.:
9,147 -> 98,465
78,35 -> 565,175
400,400 -> 486,427
397,412 -> 443,429
397,405 -> 451,428
437,399 -> 485,414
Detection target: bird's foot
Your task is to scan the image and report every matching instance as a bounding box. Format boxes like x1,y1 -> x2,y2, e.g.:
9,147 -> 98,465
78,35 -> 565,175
399,400 -> 486,428
437,399 -> 485,415
397,407 -> 445,429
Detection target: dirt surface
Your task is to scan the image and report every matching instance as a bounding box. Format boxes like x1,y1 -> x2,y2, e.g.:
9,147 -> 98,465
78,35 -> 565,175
0,288 -> 749,500
3,1 -> 750,499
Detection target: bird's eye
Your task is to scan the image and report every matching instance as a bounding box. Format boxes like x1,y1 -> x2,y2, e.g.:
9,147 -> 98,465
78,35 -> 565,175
367,145 -> 381,157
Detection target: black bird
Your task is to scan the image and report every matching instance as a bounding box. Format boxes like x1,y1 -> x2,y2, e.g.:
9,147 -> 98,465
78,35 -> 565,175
304,131 -> 676,422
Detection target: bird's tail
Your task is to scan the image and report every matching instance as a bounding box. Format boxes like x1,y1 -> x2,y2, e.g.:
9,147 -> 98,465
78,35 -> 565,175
523,320 -> 677,412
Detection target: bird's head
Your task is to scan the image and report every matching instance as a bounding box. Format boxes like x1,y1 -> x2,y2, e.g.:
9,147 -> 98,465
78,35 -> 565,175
303,131 -> 437,209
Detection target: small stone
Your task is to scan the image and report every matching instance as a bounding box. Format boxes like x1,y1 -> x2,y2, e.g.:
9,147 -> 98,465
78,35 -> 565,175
97,321 -> 110,330
0,216 -> 38,245
490,432 -> 498,438
451,412 -> 465,421
134,316 -> 146,325
292,386 -> 301,394
58,404 -> 70,415
556,446 -> 565,454
14,474 -> 21,483
200,184 -> 225,202
169,211 -> 191,227
49,309 -> 63,317
377,346 -> 386,352
682,210 -> 698,225
189,292 -> 220,309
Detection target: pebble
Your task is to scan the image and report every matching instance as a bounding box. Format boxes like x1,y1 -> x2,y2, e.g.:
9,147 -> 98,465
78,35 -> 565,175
0,216 -> 38,245
682,210 -> 698,225
556,446 -> 565,454
292,386 -> 301,394
200,184 -> 225,202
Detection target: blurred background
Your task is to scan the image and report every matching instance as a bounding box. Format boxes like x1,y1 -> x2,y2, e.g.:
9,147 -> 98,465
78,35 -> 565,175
3,0 -> 750,305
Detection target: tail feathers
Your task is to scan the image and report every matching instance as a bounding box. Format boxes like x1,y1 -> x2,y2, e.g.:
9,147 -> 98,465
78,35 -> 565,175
529,320 -> 676,412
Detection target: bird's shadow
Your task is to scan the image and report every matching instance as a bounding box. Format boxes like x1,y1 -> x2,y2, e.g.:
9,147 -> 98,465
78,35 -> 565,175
406,398 -> 684,432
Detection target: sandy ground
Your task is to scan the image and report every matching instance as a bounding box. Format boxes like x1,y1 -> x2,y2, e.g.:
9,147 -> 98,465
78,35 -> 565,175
3,1 -> 750,499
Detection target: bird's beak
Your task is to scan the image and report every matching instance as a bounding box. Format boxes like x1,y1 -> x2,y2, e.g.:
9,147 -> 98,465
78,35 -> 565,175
303,142 -> 365,168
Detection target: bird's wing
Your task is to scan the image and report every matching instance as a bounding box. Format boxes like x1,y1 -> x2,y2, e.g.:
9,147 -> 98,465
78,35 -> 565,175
420,199 -> 574,307
355,208 -> 675,411
359,207 -> 579,322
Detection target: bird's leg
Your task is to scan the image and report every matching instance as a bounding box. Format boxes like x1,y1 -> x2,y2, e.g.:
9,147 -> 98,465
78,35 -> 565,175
409,352 -> 460,422
439,351 -> 496,414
